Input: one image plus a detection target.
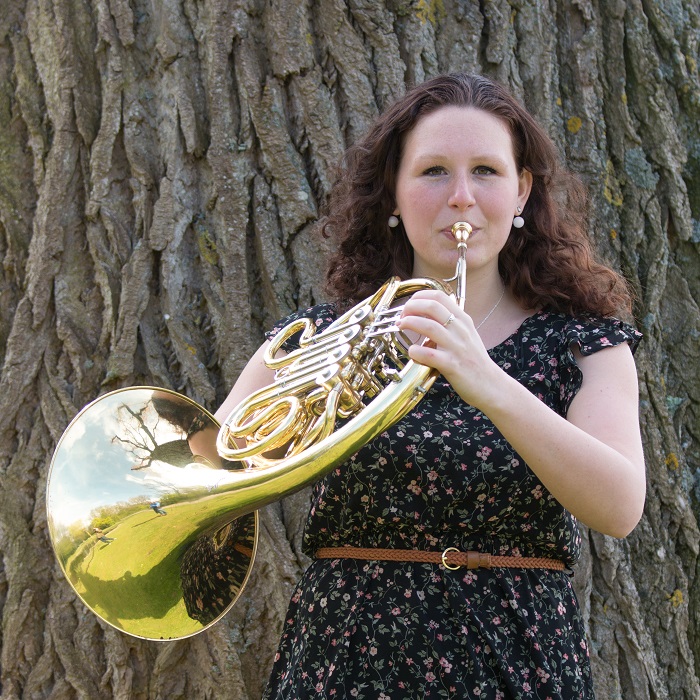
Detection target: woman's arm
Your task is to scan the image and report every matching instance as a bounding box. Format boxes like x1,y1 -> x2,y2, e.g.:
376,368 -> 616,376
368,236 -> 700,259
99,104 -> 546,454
476,343 -> 645,537
398,291 -> 646,538
214,341 -> 277,429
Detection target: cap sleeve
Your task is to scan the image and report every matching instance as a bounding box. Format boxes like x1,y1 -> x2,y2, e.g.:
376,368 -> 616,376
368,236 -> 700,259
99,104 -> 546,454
559,316 -> 643,415
264,303 -> 338,353
566,316 -> 643,356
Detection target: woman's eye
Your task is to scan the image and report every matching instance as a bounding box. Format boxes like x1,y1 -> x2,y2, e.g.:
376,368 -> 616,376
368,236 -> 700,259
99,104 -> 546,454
474,165 -> 496,175
422,166 -> 446,176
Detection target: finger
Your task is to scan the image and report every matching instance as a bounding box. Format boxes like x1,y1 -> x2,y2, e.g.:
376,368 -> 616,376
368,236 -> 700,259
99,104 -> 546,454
400,297 -> 455,325
396,312 -> 461,345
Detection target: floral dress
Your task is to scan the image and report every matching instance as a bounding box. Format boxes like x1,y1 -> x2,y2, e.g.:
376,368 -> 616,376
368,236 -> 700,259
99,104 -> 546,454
261,306 -> 642,700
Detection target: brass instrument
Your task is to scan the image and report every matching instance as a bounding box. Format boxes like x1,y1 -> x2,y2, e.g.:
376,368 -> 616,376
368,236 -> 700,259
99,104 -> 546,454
46,222 -> 471,640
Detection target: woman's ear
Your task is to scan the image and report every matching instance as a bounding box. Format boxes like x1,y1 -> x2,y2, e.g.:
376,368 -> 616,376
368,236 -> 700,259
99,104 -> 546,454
518,169 -> 533,208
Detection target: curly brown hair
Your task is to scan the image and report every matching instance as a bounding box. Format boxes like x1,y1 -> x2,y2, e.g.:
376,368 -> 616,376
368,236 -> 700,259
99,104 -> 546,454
322,73 -> 633,317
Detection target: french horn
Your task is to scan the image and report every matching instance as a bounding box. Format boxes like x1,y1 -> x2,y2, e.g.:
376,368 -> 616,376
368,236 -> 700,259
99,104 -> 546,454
46,223 -> 471,640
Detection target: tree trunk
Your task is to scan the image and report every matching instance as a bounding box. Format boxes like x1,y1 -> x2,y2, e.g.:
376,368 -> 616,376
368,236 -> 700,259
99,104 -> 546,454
0,0 -> 698,698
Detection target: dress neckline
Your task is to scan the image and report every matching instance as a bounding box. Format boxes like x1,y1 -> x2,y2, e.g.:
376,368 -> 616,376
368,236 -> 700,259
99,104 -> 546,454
485,309 -> 547,354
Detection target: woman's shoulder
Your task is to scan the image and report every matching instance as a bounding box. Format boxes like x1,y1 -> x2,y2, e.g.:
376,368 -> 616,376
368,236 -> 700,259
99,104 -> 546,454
524,310 -> 643,356
264,303 -> 338,351
511,310 -> 642,414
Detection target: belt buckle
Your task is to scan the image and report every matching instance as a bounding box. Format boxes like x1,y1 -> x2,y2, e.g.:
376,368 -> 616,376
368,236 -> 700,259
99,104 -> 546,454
441,547 -> 461,570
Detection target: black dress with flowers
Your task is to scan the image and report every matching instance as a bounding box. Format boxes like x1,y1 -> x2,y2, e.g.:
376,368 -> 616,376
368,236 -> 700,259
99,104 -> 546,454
261,306 -> 641,700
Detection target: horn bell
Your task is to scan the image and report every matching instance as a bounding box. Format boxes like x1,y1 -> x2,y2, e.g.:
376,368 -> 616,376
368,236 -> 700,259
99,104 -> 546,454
46,387 -> 258,640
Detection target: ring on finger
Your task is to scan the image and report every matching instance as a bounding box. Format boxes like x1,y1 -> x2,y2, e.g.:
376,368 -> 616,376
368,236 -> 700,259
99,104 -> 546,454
443,313 -> 455,327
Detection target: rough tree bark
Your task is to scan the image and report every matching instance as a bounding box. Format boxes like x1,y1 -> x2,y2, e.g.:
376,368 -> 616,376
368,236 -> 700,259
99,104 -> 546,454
0,0 -> 698,698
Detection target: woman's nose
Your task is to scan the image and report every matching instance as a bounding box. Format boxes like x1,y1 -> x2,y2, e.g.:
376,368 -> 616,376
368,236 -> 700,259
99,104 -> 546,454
447,174 -> 476,209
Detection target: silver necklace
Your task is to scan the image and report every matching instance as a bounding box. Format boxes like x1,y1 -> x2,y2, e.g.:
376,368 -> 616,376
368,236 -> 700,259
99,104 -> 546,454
476,285 -> 506,330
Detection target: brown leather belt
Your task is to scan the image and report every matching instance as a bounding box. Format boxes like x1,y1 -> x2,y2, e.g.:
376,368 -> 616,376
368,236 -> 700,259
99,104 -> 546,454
315,546 -> 565,571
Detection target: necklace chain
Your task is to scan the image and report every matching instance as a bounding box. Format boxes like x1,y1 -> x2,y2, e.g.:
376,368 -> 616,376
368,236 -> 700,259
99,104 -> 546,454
475,285 -> 506,330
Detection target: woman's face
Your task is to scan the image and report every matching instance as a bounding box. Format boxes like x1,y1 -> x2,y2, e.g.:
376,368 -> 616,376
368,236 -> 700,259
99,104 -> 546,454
394,105 -> 532,281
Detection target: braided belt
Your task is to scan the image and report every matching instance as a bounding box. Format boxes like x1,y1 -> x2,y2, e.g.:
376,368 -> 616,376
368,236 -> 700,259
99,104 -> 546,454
315,546 -> 565,572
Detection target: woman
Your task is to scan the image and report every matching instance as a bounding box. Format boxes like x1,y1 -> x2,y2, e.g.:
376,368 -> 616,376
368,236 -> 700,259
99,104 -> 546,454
216,73 -> 645,699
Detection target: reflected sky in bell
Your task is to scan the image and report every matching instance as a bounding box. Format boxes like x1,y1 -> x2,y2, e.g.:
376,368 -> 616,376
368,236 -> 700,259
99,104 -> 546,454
48,389 -> 192,529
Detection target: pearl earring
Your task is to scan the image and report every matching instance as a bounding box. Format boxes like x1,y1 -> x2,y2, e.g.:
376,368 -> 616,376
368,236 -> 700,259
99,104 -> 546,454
388,214 -> 400,228
513,206 -> 525,229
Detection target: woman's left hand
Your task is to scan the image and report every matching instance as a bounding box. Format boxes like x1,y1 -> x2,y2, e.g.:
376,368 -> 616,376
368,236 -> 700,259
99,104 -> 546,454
396,289 -> 503,410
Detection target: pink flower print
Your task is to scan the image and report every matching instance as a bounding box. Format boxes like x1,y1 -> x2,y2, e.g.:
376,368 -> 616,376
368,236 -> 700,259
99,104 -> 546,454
439,658 -> 452,673
425,672 -> 436,682
599,336 -> 612,346
477,446 -> 492,460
